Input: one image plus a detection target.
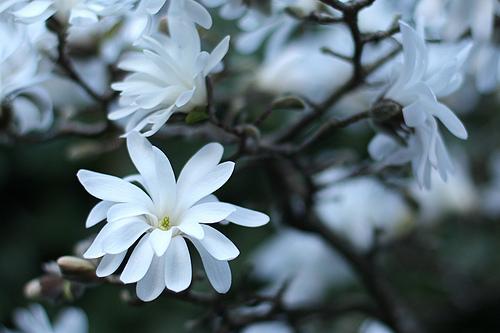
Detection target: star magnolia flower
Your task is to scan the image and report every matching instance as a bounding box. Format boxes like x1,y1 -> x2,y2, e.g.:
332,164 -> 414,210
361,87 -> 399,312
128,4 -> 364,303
78,132 -> 269,301
369,21 -> 470,189
1,304 -> 87,333
0,0 -> 54,25
110,17 -> 229,137
0,21 -> 53,134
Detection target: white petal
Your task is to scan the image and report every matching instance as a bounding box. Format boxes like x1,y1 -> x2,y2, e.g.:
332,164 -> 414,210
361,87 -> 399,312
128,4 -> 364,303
178,222 -> 204,239
179,202 -> 235,224
14,304 -> 52,333
86,201 -> 113,228
12,1 -> 53,20
225,205 -> 269,227
136,255 -> 166,302
204,36 -> 230,75
177,143 -> 223,188
54,308 -> 88,333
184,0 -> 212,29
107,202 -> 155,222
428,101 -> 468,139
191,238 -> 231,293
152,147 -> 177,214
96,251 -> 126,277
402,100 -> 427,127
198,225 -> 239,260
164,236 -> 192,292
149,229 -> 172,256
176,161 -> 235,214
127,132 -> 159,202
121,234 -> 155,283
77,170 -> 153,207
101,218 -> 150,255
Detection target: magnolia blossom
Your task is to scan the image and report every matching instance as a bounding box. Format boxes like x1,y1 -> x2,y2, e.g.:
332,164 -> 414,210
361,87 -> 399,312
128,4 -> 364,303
0,1 -> 54,25
251,228 -> 352,306
359,320 -> 394,333
1,304 -> 87,333
110,18 -> 229,136
0,22 -> 53,134
369,21 -> 470,189
315,169 -> 413,249
416,0 -> 499,93
78,132 -> 269,301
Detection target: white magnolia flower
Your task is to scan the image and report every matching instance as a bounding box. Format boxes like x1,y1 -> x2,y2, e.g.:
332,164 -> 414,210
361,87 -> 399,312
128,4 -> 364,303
251,228 -> 352,306
0,22 -> 53,134
416,0 -> 499,93
78,132 -> 269,301
49,0 -> 168,26
410,154 -> 479,223
359,320 -> 394,333
0,0 -> 54,25
1,304 -> 87,333
110,18 -> 229,137
241,321 -> 293,333
369,21 -> 470,189
315,168 -> 413,249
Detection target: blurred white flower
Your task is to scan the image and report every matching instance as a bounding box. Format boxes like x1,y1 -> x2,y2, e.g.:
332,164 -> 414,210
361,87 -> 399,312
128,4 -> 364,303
315,169 -> 413,250
0,22 -> 53,134
0,0 -> 54,25
416,0 -> 499,93
49,0 -> 168,26
359,319 -> 394,333
241,321 -> 293,333
251,228 -> 352,306
110,18 -> 229,137
410,153 -> 479,223
369,21 -> 470,189
78,132 -> 269,301
255,25 -> 352,103
1,304 -> 87,333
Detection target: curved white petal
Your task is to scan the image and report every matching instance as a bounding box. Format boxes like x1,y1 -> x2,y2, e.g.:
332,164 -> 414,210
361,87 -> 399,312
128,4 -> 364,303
149,229 -> 172,256
136,254 -> 166,302
53,308 -> 88,333
164,236 -> 192,292
191,238 -> 231,293
86,201 -> 113,228
179,202 -> 235,225
204,36 -> 230,75
101,218 -> 150,255
121,234 -> 155,283
176,161 -> 235,214
197,225 -> 239,261
96,251 -> 126,277
77,170 -> 153,208
225,205 -> 269,227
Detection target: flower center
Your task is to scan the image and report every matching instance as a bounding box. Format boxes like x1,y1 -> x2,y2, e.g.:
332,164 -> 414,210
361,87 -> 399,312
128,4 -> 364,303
159,216 -> 171,231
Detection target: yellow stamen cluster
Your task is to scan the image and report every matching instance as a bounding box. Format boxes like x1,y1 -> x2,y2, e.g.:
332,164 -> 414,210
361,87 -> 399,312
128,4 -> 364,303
159,216 -> 170,231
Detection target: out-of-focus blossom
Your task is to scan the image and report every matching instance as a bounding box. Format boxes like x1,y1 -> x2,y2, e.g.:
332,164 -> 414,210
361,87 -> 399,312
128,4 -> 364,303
359,319 -> 394,333
241,321 -> 293,333
410,153 -> 479,223
251,228 -> 352,306
110,18 -> 229,136
369,21 -> 470,189
0,22 -> 53,134
416,0 -> 499,93
78,133 -> 269,301
315,168 -> 413,250
255,26 -> 352,103
1,304 -> 87,333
